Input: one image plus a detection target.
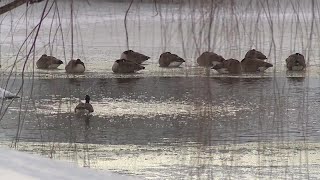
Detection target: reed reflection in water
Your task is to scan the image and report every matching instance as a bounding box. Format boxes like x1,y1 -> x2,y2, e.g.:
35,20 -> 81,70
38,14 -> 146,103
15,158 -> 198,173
0,74 -> 319,179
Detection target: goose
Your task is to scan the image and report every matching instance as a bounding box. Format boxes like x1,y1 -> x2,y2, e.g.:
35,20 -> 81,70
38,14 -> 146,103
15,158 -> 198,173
36,54 -> 63,69
244,49 -> 267,60
75,95 -> 94,114
0,88 -> 19,99
159,52 -> 185,67
241,57 -> 273,72
212,58 -> 242,74
112,59 -> 145,73
120,50 -> 150,64
65,59 -> 85,73
286,53 -> 306,71
197,52 -> 225,67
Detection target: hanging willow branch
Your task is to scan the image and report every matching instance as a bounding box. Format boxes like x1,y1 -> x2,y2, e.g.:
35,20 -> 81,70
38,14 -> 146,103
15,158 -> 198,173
0,0 -> 44,15
124,0 -> 134,50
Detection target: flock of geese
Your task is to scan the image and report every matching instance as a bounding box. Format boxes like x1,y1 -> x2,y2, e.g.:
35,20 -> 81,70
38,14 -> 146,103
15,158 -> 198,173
0,48 -> 307,115
37,48 -> 306,115
35,49 -> 306,74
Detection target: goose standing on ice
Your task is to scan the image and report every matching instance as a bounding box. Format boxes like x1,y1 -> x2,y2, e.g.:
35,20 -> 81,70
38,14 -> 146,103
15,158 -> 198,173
0,88 -> 19,99
65,59 -> 85,73
112,59 -> 145,73
120,50 -> 150,64
212,59 -> 242,74
197,52 -> 225,67
159,52 -> 185,67
36,54 -> 63,69
286,53 -> 306,71
75,95 -> 94,114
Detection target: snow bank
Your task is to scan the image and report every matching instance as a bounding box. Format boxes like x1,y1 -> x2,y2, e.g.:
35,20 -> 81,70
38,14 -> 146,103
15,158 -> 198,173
0,148 -> 140,180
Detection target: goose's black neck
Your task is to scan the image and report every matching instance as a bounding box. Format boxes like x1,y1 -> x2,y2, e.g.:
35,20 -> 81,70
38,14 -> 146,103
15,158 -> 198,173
85,95 -> 90,103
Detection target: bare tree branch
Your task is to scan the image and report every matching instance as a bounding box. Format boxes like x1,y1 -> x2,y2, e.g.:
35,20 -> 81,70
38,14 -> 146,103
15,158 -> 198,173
124,0 -> 134,50
0,0 -> 44,15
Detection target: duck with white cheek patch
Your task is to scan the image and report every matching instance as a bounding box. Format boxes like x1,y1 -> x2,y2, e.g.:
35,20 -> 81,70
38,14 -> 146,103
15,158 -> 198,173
197,52 -> 225,67
159,52 -> 185,67
241,57 -> 273,72
241,49 -> 273,72
244,49 -> 267,60
36,54 -> 63,69
120,50 -> 150,64
286,53 -> 306,71
75,95 -> 94,115
112,59 -> 145,73
65,59 -> 85,73
212,58 -> 242,74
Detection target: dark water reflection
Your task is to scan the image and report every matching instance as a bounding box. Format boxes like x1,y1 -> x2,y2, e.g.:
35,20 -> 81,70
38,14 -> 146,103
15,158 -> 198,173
0,75 -> 320,179
1,75 -> 318,143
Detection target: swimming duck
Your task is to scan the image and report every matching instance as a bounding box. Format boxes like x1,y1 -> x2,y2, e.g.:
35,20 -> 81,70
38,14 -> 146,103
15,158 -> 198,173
65,59 -> 85,73
0,88 -> 19,99
36,54 -> 63,69
286,53 -> 306,71
120,50 -> 150,64
112,59 -> 145,73
75,95 -> 94,114
241,57 -> 273,72
159,52 -> 185,67
197,52 -> 225,67
244,49 -> 267,60
212,58 -> 242,74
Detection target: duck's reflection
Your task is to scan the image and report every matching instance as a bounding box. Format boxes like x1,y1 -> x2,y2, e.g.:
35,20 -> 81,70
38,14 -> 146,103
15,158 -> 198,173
114,78 -> 140,84
286,70 -> 306,84
83,115 -> 91,168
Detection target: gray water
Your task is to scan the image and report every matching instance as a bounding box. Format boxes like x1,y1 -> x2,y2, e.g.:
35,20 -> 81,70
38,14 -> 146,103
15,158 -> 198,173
1,0 -> 320,179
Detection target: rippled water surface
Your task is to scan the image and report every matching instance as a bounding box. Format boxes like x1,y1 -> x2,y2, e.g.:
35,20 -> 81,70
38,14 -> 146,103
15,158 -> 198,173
1,71 -> 320,179
1,0 -> 320,179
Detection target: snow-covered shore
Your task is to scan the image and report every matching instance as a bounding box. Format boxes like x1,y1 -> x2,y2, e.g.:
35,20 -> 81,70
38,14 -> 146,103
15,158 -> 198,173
0,148 -> 140,180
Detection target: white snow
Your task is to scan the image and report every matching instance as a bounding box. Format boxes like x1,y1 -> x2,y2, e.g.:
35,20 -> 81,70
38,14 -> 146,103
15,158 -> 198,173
0,88 -> 18,99
0,148 -> 140,180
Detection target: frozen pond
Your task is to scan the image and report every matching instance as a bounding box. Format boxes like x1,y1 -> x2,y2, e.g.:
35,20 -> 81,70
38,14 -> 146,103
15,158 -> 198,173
0,0 -> 320,179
